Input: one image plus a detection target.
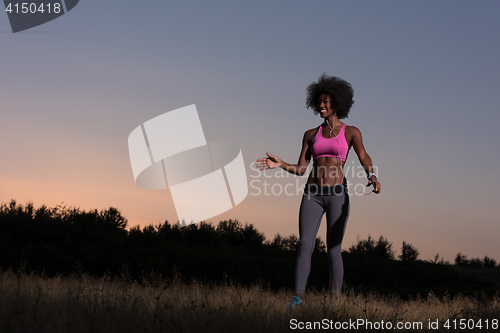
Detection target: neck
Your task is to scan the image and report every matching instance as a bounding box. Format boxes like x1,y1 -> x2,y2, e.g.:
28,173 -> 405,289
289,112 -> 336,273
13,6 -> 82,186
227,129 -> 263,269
324,115 -> 338,127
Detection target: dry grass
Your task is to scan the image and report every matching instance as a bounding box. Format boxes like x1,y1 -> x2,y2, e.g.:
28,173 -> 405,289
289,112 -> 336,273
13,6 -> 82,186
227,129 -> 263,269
0,269 -> 499,332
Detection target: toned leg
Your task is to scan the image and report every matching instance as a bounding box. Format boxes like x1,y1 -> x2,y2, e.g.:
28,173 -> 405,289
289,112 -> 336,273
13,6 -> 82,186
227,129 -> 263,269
324,187 -> 350,298
295,193 -> 325,297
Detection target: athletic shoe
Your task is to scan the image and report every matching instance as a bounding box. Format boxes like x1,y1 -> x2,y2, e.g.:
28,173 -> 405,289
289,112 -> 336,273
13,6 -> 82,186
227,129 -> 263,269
286,296 -> 305,309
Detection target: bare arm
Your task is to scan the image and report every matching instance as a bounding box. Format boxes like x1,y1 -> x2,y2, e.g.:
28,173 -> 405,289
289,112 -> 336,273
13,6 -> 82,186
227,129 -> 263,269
256,129 -> 314,176
350,126 -> 381,193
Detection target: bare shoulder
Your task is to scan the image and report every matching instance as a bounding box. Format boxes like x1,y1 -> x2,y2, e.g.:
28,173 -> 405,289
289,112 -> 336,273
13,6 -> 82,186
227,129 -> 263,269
305,126 -> 319,136
345,125 -> 363,147
303,126 -> 319,143
345,124 -> 361,134
345,124 -> 362,138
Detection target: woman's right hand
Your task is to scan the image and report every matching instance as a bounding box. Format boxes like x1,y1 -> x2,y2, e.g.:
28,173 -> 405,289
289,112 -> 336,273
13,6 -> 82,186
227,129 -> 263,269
256,152 -> 282,170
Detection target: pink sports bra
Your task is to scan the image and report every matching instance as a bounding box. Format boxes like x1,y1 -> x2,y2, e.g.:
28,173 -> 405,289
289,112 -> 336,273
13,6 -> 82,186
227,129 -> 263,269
311,123 -> 349,161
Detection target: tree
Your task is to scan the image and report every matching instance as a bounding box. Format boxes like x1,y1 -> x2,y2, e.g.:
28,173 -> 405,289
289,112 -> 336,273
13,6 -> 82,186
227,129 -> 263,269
455,252 -> 469,266
348,235 -> 395,259
348,235 -> 376,254
432,253 -> 446,265
469,257 -> 483,268
100,207 -> 128,229
483,256 -> 497,268
399,241 -> 419,261
241,224 -> 265,248
374,236 -> 395,259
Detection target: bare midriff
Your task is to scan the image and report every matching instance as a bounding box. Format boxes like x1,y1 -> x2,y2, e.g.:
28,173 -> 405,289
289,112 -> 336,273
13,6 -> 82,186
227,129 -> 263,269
307,156 -> 345,187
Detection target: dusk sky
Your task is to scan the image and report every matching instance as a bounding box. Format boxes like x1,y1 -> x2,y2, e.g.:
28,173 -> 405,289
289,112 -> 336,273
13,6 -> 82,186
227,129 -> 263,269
1,1 -> 499,262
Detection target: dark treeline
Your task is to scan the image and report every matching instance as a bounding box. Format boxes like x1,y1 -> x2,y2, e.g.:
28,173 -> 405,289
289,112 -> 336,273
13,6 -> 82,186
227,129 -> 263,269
1,200 -> 498,298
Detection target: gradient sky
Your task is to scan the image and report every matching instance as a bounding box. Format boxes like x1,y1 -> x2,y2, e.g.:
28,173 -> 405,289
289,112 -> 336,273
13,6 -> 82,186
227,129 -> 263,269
1,1 -> 499,262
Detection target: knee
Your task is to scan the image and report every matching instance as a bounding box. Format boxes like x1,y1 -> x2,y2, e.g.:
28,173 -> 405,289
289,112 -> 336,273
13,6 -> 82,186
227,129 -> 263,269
298,239 -> 313,254
328,247 -> 342,261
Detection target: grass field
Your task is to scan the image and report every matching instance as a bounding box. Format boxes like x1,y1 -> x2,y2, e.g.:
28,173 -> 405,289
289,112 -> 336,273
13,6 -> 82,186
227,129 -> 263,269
1,269 -> 499,332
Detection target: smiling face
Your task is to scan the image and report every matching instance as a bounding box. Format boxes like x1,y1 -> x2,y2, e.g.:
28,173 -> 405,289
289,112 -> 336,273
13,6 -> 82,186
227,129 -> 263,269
318,93 -> 334,118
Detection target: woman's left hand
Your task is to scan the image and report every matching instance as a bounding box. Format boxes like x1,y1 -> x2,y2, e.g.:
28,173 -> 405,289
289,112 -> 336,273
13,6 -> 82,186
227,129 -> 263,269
367,177 -> 381,194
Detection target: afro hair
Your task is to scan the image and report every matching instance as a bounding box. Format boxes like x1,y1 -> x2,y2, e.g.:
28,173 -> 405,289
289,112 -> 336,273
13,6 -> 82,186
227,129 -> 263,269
306,74 -> 354,119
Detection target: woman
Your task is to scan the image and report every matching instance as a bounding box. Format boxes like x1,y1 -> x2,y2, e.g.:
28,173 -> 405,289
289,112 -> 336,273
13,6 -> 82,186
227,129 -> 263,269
256,74 -> 381,307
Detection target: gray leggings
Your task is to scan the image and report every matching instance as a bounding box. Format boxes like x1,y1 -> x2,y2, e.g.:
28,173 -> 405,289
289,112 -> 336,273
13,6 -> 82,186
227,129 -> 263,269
295,184 -> 350,298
